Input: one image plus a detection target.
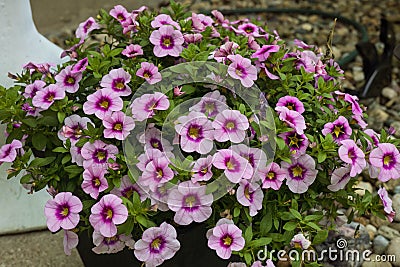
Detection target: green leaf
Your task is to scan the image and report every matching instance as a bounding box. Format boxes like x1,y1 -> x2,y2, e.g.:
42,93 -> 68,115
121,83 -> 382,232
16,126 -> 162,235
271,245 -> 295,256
64,165 -> 84,176
20,174 -> 32,184
233,207 -> 241,217
117,217 -> 135,235
57,112 -> 66,123
304,214 -> 324,221
244,226 -> 253,243
317,151 -> 327,163
306,222 -> 321,230
244,252 -> 252,265
283,221 -> 297,231
82,199 -> 96,210
29,157 -> 56,167
289,208 -> 302,220
61,154 -> 71,165
260,214 -> 273,235
313,229 -> 328,245
22,118 -> 37,127
52,147 -> 68,153
32,133 -> 47,150
249,237 -> 272,247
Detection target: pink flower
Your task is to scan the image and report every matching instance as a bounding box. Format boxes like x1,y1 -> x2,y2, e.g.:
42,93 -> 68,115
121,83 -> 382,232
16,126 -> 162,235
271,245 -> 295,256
76,17 -> 100,39
149,25 -> 184,57
364,129 -> 380,149
338,139 -> 366,177
55,65 -> 82,93
103,111 -> 135,140
109,5 -> 130,23
131,92 -> 169,121
110,175 -> 147,201
71,58 -> 88,73
140,157 -> 174,191
175,111 -> 214,154
279,131 -> 309,158
139,126 -> 173,152
251,45 -> 280,61
183,33 -> 203,44
92,231 -> 135,254
134,222 -> 180,266
32,84 -> 65,110
137,148 -> 165,172
231,144 -> 267,171
236,181 -> 263,216
151,14 -> 181,30
23,80 -> 46,98
257,162 -> 286,190
282,154 -> 318,194
190,90 -> 228,118
191,13 -> 214,31
208,221 -> 245,259
168,181 -> 213,225
322,116 -> 352,143
83,89 -> 123,120
378,187 -> 396,222
81,140 -> 119,169
212,110 -> 249,143
191,155 -> 214,183
212,42 -> 239,63
276,96 -> 305,114
236,23 -> 260,36
63,230 -> 79,256
335,91 -> 363,116
290,233 -> 311,249
122,44 -> 143,58
82,165 -> 108,199
89,194 -> 128,237
251,260 -> 276,267
100,68 -> 132,96
0,140 -> 23,164
227,54 -> 258,88
57,114 -> 93,144
44,192 -> 83,232
136,62 -> 162,85
213,149 -> 254,183
70,145 -> 84,166
369,143 -> 400,182
275,106 -> 306,135
327,166 -> 352,192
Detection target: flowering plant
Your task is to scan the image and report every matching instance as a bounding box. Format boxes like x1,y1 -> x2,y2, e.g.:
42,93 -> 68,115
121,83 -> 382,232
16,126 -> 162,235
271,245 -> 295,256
0,2 -> 398,266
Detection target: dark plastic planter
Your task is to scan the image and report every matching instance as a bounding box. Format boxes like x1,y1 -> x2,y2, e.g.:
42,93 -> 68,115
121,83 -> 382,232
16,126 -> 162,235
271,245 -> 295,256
77,223 -> 240,267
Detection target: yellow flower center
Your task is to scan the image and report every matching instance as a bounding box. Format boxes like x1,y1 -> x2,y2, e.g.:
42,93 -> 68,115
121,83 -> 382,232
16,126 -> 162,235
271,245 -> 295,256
226,159 -> 236,170
288,134 -> 300,148
333,125 -> 343,138
114,123 -> 123,131
204,102 -> 215,114
293,242 -> 302,249
226,122 -> 235,130
267,171 -> 275,180
67,77 -> 75,84
96,151 -> 106,160
47,94 -> 55,102
106,209 -> 113,219
223,236 -> 232,246
163,38 -> 172,47
94,178 -> 101,187
244,186 -> 251,200
188,126 -> 200,139
235,68 -> 243,77
60,207 -> 69,217
201,167 -> 208,174
117,14 -> 125,21
115,82 -> 124,89
156,169 -> 163,179
152,141 -> 159,148
151,238 -> 162,250
292,165 -> 303,177
100,100 -> 109,109
287,104 -> 294,110
143,72 -> 151,78
185,195 -> 196,208
384,155 -> 392,166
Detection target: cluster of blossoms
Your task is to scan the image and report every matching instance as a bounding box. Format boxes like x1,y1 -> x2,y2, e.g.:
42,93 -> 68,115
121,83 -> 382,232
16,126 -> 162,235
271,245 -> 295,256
1,2 -> 399,266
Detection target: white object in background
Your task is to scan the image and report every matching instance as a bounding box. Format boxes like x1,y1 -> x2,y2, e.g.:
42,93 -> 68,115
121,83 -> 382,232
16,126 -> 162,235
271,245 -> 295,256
0,0 -> 65,234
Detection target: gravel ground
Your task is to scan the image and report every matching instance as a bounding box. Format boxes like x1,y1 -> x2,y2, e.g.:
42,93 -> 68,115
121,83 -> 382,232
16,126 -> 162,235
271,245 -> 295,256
3,0 -> 400,267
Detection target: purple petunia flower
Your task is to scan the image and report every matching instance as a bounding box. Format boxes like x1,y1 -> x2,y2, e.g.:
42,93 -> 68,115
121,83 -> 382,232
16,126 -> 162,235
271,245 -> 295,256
122,44 -> 143,58
100,68 -> 132,96
82,165 -> 108,199
92,230 -> 135,254
136,62 -> 162,85
290,233 -> 311,249
23,80 -> 46,98
364,129 -> 380,150
63,230 -> 79,256
58,114 -> 93,144
175,111 -> 214,154
110,175 -> 147,201
103,111 -> 135,140
109,5 -> 130,23
71,58 -> 88,74
190,91 -> 228,118
212,110 -> 249,143
212,42 -> 239,63
55,65 -> 82,93
140,157 -> 174,191
257,162 -> 286,190
236,180 -> 263,216
149,25 -> 184,57
327,165 -> 352,192
131,92 -> 169,121
251,45 -> 280,62
81,140 -> 119,169
0,140 -> 23,164
378,187 -> 396,222
235,23 -> 260,36
32,84 -> 65,110
207,221 -> 245,259
76,17 -> 100,39
191,13 -> 214,32
151,14 -> 181,30
83,89 -> 124,120
322,116 -> 352,143
369,143 -> 400,182
70,145 -> 84,167
139,126 -> 173,153
44,192 -> 83,232
137,148 -> 166,172
275,106 -> 306,135
168,181 -> 213,225
338,139 -> 366,177
89,194 -> 128,238
213,149 -> 254,183
251,260 -> 276,267
191,155 -> 214,183
279,131 -> 309,158
282,154 -> 318,194
227,54 -> 258,88
231,144 -> 267,171
183,33 -> 203,44
134,222 -> 180,266
335,91 -> 363,116
276,96 -> 305,114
